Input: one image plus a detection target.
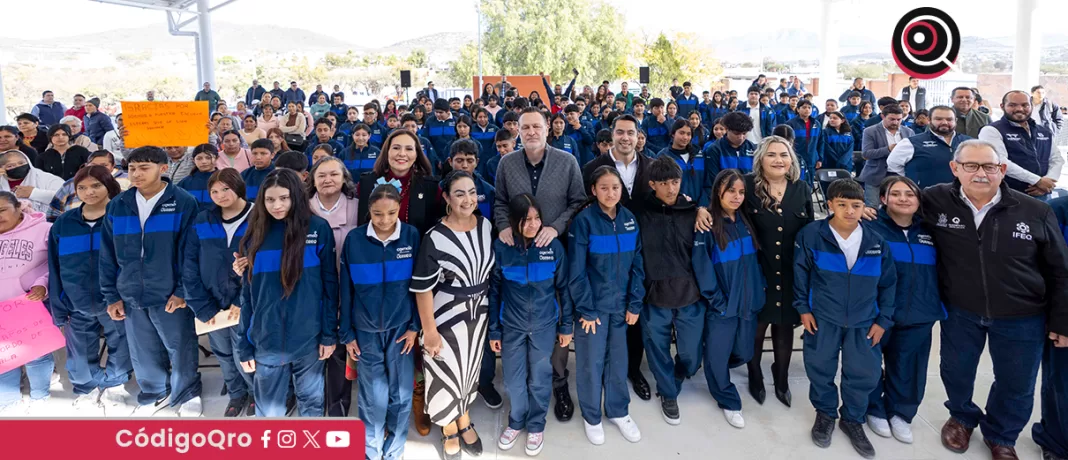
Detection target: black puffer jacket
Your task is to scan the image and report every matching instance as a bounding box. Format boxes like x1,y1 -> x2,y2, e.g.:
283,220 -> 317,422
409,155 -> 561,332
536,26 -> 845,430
636,191 -> 700,308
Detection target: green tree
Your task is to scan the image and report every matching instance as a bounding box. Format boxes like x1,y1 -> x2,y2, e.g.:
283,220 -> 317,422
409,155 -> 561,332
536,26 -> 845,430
448,0 -> 630,88
407,49 -> 429,69
637,33 -> 722,96
641,34 -> 681,97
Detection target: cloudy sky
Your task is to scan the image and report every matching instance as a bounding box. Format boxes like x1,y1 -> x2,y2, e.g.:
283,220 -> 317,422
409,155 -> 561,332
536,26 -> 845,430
2,0 -> 1060,48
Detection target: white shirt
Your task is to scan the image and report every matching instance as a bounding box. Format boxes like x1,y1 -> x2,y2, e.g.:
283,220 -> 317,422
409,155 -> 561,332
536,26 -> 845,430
747,106 -> 762,144
610,150 -> 640,194
367,220 -> 401,244
961,186 -> 1002,228
136,187 -> 165,230
886,132 -> 954,176
831,224 -> 864,270
978,123 -> 1066,186
884,129 -> 903,148
222,205 -> 252,246
907,87 -> 918,113
315,195 -> 342,215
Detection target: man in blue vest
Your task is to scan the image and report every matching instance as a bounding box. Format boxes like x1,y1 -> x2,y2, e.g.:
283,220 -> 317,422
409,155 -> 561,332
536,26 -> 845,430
887,106 -> 970,188
978,90 -> 1063,197
30,90 -> 66,127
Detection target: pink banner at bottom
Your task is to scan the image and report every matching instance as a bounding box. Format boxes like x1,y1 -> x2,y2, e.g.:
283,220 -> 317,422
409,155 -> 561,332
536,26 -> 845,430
0,295 -> 66,375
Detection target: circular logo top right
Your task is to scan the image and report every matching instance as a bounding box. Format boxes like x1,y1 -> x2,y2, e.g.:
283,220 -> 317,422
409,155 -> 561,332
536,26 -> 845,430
892,7 -> 961,79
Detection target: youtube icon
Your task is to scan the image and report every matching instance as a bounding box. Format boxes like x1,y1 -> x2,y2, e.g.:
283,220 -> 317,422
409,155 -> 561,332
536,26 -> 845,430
326,431 -> 350,448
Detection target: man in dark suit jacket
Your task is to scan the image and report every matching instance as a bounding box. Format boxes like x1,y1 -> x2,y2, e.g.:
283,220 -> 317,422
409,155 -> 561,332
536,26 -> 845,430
860,104 -> 914,205
900,77 -> 927,112
424,81 -> 440,104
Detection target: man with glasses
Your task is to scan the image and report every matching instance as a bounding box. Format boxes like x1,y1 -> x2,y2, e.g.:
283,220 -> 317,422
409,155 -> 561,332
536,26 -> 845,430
978,90 -> 1063,197
920,139 -> 1068,460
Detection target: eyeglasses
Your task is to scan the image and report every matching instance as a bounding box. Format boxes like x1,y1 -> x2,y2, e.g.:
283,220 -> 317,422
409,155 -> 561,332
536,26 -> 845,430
956,161 -> 1001,174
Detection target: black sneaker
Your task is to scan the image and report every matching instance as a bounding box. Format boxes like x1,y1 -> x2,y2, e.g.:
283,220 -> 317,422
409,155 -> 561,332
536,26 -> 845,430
811,412 -> 835,448
224,396 -> 247,417
840,419 -> 876,459
478,385 -> 503,410
553,386 -> 573,422
660,397 -> 680,426
245,396 -> 256,417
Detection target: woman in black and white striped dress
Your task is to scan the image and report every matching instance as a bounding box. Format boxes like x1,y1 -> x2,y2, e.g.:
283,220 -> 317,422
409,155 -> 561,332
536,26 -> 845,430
411,171 -> 495,460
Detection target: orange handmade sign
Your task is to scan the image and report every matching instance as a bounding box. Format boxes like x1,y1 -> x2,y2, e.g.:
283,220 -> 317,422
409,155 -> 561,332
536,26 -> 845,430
121,101 -> 209,148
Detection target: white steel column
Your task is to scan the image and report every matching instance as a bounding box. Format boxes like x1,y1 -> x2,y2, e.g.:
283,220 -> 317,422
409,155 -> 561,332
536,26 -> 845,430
0,61 -> 8,124
818,0 -> 840,99
196,0 -> 216,86
1012,0 -> 1042,90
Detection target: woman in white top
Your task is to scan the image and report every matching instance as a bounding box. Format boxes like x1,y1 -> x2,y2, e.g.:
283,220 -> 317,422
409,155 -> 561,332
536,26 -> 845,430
0,149 -> 63,212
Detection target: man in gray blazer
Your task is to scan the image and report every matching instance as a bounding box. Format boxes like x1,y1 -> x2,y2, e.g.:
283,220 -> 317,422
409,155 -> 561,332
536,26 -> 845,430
860,104 -> 913,205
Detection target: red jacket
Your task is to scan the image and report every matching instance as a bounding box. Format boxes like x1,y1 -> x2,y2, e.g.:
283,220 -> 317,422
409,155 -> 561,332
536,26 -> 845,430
64,106 -> 86,132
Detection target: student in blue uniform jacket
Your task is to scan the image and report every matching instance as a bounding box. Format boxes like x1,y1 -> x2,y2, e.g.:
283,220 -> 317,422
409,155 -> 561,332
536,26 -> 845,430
472,109 -> 499,160
177,144 -> 221,213
569,166 -> 645,446
785,100 -> 822,183
564,104 -> 595,165
241,139 -> 277,200
450,115 -> 483,160
339,107 -> 362,142
840,93 -> 863,124
737,89 -> 776,139
548,113 -> 579,162
818,112 -> 855,172
234,169 -> 339,417
340,124 -> 382,179
703,112 -> 758,185
656,119 -> 707,206
483,130 -> 516,184
693,169 -> 766,429
304,119 -> 346,167
339,184 -> 420,460
422,99 -> 458,173
489,193 -> 572,456
1037,196 -> 1068,460
794,179 -> 896,459
360,103 -> 389,148
449,140 -> 495,221
49,165 -> 136,416
864,177 -> 944,444
674,82 -> 700,119
99,146 -> 204,417
329,94 -> 348,119
635,157 -> 705,427
642,98 -> 672,153
182,168 -> 256,417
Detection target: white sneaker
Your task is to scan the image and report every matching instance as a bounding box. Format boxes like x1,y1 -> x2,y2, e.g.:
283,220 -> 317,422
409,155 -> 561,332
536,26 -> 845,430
24,398 -> 50,417
177,396 -> 203,417
723,409 -> 746,428
0,399 -> 28,418
889,415 -> 913,444
498,427 -> 521,451
100,386 -> 136,417
72,389 -> 104,416
608,415 -> 641,443
525,432 -> 544,456
867,415 -> 891,438
133,395 -> 172,417
50,372 -> 62,390
584,420 -> 605,445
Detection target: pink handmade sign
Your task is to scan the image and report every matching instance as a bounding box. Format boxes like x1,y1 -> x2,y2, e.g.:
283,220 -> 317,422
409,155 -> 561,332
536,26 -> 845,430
0,296 -> 66,375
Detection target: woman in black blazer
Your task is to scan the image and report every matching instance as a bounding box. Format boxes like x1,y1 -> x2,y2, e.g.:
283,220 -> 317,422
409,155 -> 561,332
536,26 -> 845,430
356,129 -> 444,234
742,135 -> 813,408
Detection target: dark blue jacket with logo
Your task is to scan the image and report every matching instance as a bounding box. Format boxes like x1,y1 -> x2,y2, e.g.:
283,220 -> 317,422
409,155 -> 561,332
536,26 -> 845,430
341,144 -> 381,179
786,116 -> 822,170
989,117 -> 1055,192
472,124 -> 499,162
819,129 -> 855,172
304,139 -> 346,166
693,215 -> 766,319
100,183 -> 198,310
642,117 -> 672,153
338,222 -> 420,341
701,102 -> 729,126
365,120 -> 390,148
903,131 -> 969,188
793,220 -> 897,329
565,122 -> 595,166
737,102 -> 776,138
177,169 -> 217,214
236,216 -> 339,365
421,116 -> 457,168
703,137 -> 757,183
240,165 -> 275,200
869,209 -> 945,326
656,146 -> 707,207
548,134 -> 579,164
675,93 -> 699,119
48,207 -> 106,321
182,207 -> 247,322
489,238 -> 572,340
567,204 -> 645,319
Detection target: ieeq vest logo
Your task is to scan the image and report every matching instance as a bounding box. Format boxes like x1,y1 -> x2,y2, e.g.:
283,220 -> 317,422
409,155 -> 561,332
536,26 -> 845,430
1014,222 -> 1033,241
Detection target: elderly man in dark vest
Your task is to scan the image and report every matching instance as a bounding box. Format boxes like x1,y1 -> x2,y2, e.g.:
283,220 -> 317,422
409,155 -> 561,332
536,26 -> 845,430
978,90 -> 1063,198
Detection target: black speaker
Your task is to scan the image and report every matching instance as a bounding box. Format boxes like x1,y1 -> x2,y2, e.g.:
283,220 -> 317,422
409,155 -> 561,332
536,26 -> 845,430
400,70 -> 412,88
639,67 -> 650,84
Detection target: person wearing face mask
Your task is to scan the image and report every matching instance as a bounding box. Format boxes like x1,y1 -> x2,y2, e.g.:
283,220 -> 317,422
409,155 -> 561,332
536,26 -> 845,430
0,149 -> 63,213
308,156 -> 360,418
921,140 -> 1068,460
887,106 -> 969,189
978,90 -> 1063,197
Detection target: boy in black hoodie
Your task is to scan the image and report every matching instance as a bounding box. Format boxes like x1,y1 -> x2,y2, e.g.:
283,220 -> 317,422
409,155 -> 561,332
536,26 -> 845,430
636,155 -> 704,426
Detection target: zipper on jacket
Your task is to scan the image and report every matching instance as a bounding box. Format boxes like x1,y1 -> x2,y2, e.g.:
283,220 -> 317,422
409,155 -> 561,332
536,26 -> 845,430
904,236 -> 915,324
380,244 -> 388,329
614,220 -> 623,312
977,219 -> 993,318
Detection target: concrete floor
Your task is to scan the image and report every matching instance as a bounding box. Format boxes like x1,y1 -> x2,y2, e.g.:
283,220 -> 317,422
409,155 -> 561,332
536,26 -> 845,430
3,323 -> 1048,460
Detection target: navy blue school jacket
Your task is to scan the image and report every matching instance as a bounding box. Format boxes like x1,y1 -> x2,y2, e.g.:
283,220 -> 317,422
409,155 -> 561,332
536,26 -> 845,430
474,174 -> 495,221
785,117 -> 822,170
421,116 -> 457,167
793,220 -> 897,330
236,216 -> 339,365
565,122 -> 595,166
675,93 -> 699,119
703,137 -> 757,183
100,183 -> 199,310
240,165 -> 275,200
819,129 -> 855,172
656,146 -> 708,207
48,207 -> 106,319
567,204 -> 645,320
177,169 -> 217,213
642,117 -> 672,153
472,123 -> 499,160
737,102 -> 776,138
182,206 -> 248,322
340,144 -> 381,179
549,134 -> 579,163
869,209 -> 945,326
304,138 -> 346,163
488,238 -> 573,341
483,154 -> 503,185
338,222 -> 420,342
692,216 -> 766,318
366,120 -> 389,148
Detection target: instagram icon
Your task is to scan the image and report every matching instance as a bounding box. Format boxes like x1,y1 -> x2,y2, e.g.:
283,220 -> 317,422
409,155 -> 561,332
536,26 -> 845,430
277,430 -> 297,449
